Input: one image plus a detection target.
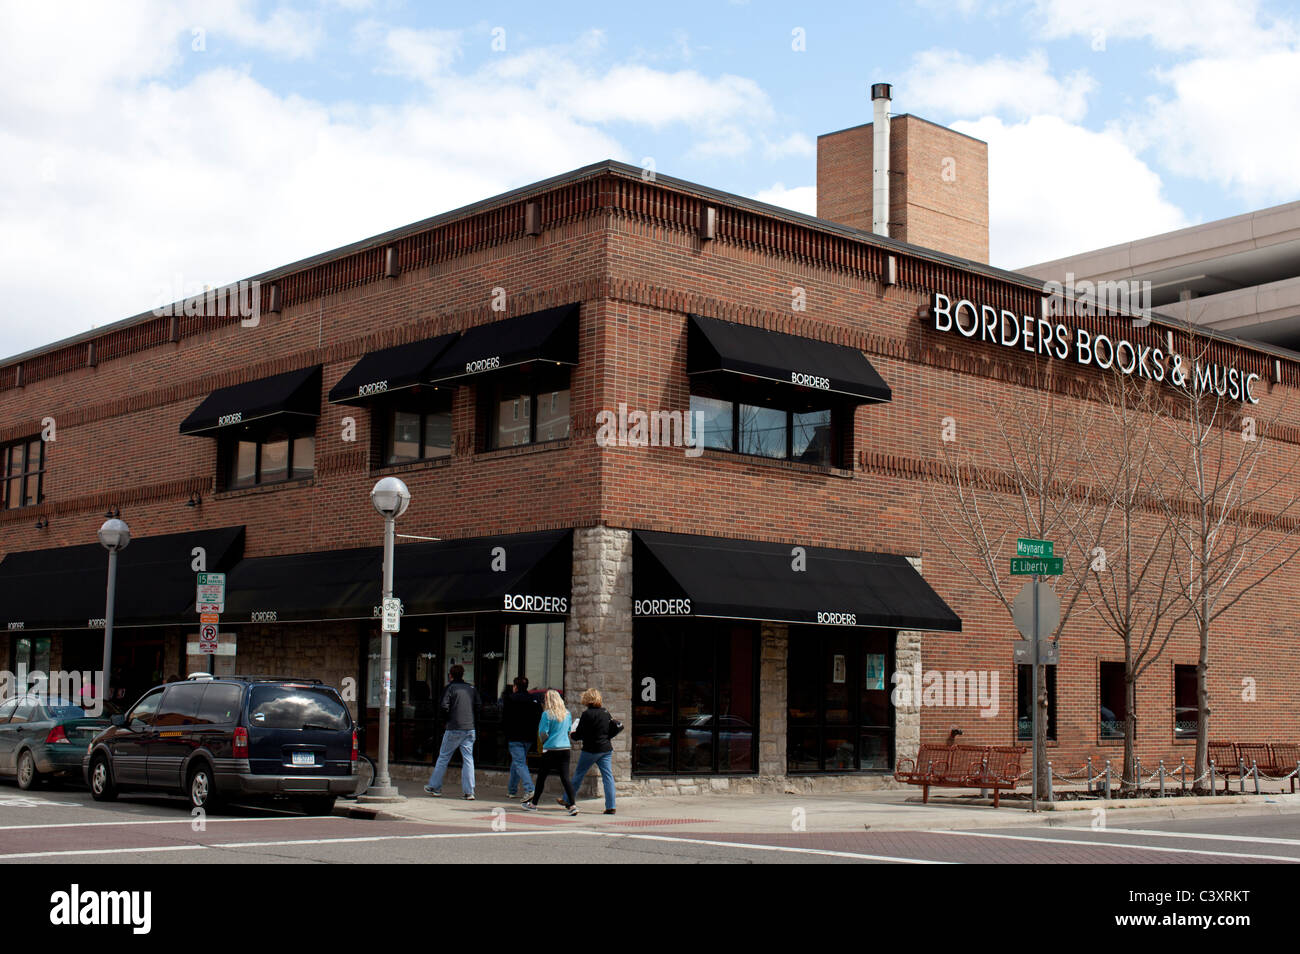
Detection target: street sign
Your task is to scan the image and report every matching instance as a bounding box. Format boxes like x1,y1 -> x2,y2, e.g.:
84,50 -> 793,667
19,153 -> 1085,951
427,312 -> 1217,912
381,597 -> 401,634
1013,582 -> 1061,639
198,623 -> 218,653
1011,557 -> 1063,576
1013,639 -> 1059,665
199,613 -> 219,625
196,572 -> 226,614
1016,538 -> 1054,558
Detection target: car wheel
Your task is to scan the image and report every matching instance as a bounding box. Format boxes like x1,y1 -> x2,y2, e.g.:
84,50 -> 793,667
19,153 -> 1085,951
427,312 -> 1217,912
89,755 -> 117,801
300,795 -> 336,816
16,750 -> 40,790
188,764 -> 221,812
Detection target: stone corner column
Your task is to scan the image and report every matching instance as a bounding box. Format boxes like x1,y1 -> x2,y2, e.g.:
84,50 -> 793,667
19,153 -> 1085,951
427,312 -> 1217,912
568,526 -> 633,784
759,622 -> 789,778
895,630 -> 924,766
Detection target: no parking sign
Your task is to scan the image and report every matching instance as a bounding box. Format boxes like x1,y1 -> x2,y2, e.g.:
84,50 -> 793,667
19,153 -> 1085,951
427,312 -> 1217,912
199,623 -> 218,653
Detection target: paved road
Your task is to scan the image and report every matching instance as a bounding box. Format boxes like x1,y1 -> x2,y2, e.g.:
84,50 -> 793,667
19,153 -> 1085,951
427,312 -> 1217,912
1,783 -> 1298,864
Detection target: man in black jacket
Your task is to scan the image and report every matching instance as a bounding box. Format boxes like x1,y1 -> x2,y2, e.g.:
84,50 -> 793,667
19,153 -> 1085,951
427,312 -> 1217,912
425,664 -> 481,799
502,676 -> 541,799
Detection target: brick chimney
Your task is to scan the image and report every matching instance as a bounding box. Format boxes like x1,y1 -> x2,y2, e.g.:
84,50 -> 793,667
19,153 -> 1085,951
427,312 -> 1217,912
816,83 -> 990,263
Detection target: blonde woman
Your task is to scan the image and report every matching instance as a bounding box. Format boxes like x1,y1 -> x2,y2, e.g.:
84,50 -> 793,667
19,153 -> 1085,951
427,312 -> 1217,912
521,690 -> 577,815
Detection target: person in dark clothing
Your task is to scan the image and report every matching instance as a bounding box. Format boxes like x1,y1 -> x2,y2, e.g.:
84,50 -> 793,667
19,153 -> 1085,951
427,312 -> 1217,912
425,664 -> 481,799
568,688 -> 622,814
502,676 -> 541,799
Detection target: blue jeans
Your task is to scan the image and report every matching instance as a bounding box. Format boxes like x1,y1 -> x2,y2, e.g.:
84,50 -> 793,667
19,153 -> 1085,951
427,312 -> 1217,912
507,741 -> 534,796
570,750 -> 615,810
426,729 -> 475,794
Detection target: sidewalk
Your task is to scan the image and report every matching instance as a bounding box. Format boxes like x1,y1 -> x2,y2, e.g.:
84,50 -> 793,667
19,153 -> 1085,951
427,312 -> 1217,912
341,774 -> 1300,834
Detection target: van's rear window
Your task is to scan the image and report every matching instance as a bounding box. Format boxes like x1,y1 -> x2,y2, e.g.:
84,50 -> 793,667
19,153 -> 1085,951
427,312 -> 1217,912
247,686 -> 350,730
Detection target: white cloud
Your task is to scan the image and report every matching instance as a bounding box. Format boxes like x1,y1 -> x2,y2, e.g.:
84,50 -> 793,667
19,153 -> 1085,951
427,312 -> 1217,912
1029,0 -> 1296,54
357,22 -> 463,83
752,183 -> 816,216
0,9 -> 801,357
904,49 -> 1096,122
762,132 -> 815,159
952,115 -> 1189,269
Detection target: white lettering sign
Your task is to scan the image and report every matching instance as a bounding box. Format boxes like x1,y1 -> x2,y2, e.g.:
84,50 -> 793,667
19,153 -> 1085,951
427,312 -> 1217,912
502,594 -> 569,614
929,292 -> 1260,404
791,371 -> 831,390
465,356 -> 501,374
816,611 -> 857,625
357,381 -> 389,397
217,412 -> 243,426
634,598 -> 693,616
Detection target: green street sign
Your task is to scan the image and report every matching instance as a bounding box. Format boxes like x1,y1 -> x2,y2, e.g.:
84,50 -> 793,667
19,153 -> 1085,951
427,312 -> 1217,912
1011,557 -> 1063,576
1016,538 -> 1054,558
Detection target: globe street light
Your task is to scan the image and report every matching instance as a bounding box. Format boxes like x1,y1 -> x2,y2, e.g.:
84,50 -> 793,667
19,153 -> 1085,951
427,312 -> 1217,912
360,477 -> 410,802
97,518 -> 130,709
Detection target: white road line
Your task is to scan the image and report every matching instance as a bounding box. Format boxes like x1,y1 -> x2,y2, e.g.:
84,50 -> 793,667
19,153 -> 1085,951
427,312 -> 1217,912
1102,828 -> 1300,848
930,829 -> 1300,862
0,827 -> 945,863
0,814 -> 349,832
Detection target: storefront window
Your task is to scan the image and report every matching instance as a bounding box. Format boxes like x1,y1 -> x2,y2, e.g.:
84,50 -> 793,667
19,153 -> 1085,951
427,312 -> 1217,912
9,636 -> 51,694
689,384 -> 841,466
632,621 -> 756,775
787,628 -> 893,773
1099,662 -> 1127,740
1174,664 -> 1197,739
1016,664 -> 1057,742
485,366 -> 570,449
382,396 -> 452,466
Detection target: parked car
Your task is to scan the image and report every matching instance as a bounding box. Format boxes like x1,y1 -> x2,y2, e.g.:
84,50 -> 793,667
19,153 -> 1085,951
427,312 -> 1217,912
0,695 -> 112,789
84,675 -> 357,815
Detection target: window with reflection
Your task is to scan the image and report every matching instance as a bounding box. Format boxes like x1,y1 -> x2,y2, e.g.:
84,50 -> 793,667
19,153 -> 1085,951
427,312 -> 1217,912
1099,661 -> 1127,740
1016,664 -> 1057,742
787,627 -> 894,773
223,424 -> 315,490
381,394 -> 452,466
1174,664 -> 1197,740
688,381 -> 843,467
632,620 -> 756,775
2,436 -> 44,510
484,365 -> 570,449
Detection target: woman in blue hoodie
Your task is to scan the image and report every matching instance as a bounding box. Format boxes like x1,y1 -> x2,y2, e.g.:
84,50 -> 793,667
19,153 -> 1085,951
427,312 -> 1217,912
522,690 -> 578,815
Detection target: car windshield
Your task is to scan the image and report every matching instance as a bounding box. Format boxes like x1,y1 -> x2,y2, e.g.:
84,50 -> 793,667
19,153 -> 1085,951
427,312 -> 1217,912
247,686 -> 350,730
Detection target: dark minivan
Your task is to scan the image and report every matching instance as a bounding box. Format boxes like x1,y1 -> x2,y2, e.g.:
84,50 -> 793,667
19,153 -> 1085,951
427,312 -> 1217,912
84,675 -> 356,814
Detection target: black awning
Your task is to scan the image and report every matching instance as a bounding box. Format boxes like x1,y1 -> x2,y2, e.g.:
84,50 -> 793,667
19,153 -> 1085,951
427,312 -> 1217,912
223,529 -> 572,623
687,314 -> 891,403
633,530 -> 959,631
180,365 -> 322,436
327,334 -> 459,406
0,527 -> 245,630
426,304 -> 579,385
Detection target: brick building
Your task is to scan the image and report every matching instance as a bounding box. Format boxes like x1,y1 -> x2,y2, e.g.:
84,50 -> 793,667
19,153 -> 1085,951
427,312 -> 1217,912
2,114 -> 1298,794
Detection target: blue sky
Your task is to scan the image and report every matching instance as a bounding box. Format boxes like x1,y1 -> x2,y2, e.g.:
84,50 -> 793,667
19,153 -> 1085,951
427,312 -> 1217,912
2,0 -> 1298,357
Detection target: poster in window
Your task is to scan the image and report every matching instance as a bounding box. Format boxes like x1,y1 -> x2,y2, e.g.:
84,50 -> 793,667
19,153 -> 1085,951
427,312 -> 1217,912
865,653 -> 885,691
445,620 -> 475,685
832,654 -> 846,684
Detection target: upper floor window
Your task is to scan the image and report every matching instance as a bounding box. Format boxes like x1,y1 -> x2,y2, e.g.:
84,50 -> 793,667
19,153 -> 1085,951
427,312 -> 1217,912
689,386 -> 840,467
223,425 -> 315,490
483,365 -> 570,450
381,395 -> 452,466
2,437 -> 44,510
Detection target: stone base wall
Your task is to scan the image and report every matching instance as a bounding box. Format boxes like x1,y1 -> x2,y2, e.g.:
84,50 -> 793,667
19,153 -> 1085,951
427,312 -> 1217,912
758,623 -> 788,776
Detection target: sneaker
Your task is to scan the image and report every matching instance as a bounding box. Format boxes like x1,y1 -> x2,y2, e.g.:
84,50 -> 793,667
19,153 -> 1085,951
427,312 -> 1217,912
520,800 -> 538,812
523,790 -> 535,801
603,808 -> 616,815
463,793 -> 476,801
555,797 -> 570,808
424,787 -> 441,796
567,805 -> 579,816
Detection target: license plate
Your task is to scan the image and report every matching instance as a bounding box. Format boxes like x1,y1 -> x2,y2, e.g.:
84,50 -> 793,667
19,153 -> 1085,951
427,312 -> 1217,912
291,752 -> 315,766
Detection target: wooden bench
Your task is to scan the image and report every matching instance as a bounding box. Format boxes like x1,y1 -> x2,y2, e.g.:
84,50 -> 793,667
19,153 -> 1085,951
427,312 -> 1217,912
1236,743 -> 1300,793
896,743 -> 1026,807
1208,741 -> 1240,792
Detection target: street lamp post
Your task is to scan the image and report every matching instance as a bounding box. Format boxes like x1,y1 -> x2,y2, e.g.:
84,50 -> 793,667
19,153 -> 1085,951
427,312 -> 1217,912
97,518 -> 130,709
359,477 -> 410,803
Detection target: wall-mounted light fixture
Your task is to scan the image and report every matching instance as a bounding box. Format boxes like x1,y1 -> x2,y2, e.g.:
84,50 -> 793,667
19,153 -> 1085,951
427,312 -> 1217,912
186,492 -> 202,508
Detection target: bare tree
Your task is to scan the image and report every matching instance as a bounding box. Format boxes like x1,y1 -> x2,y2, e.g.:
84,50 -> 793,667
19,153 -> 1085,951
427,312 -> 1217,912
925,365 -> 1112,798
1082,367 -> 1190,791
1156,322 -> 1300,791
